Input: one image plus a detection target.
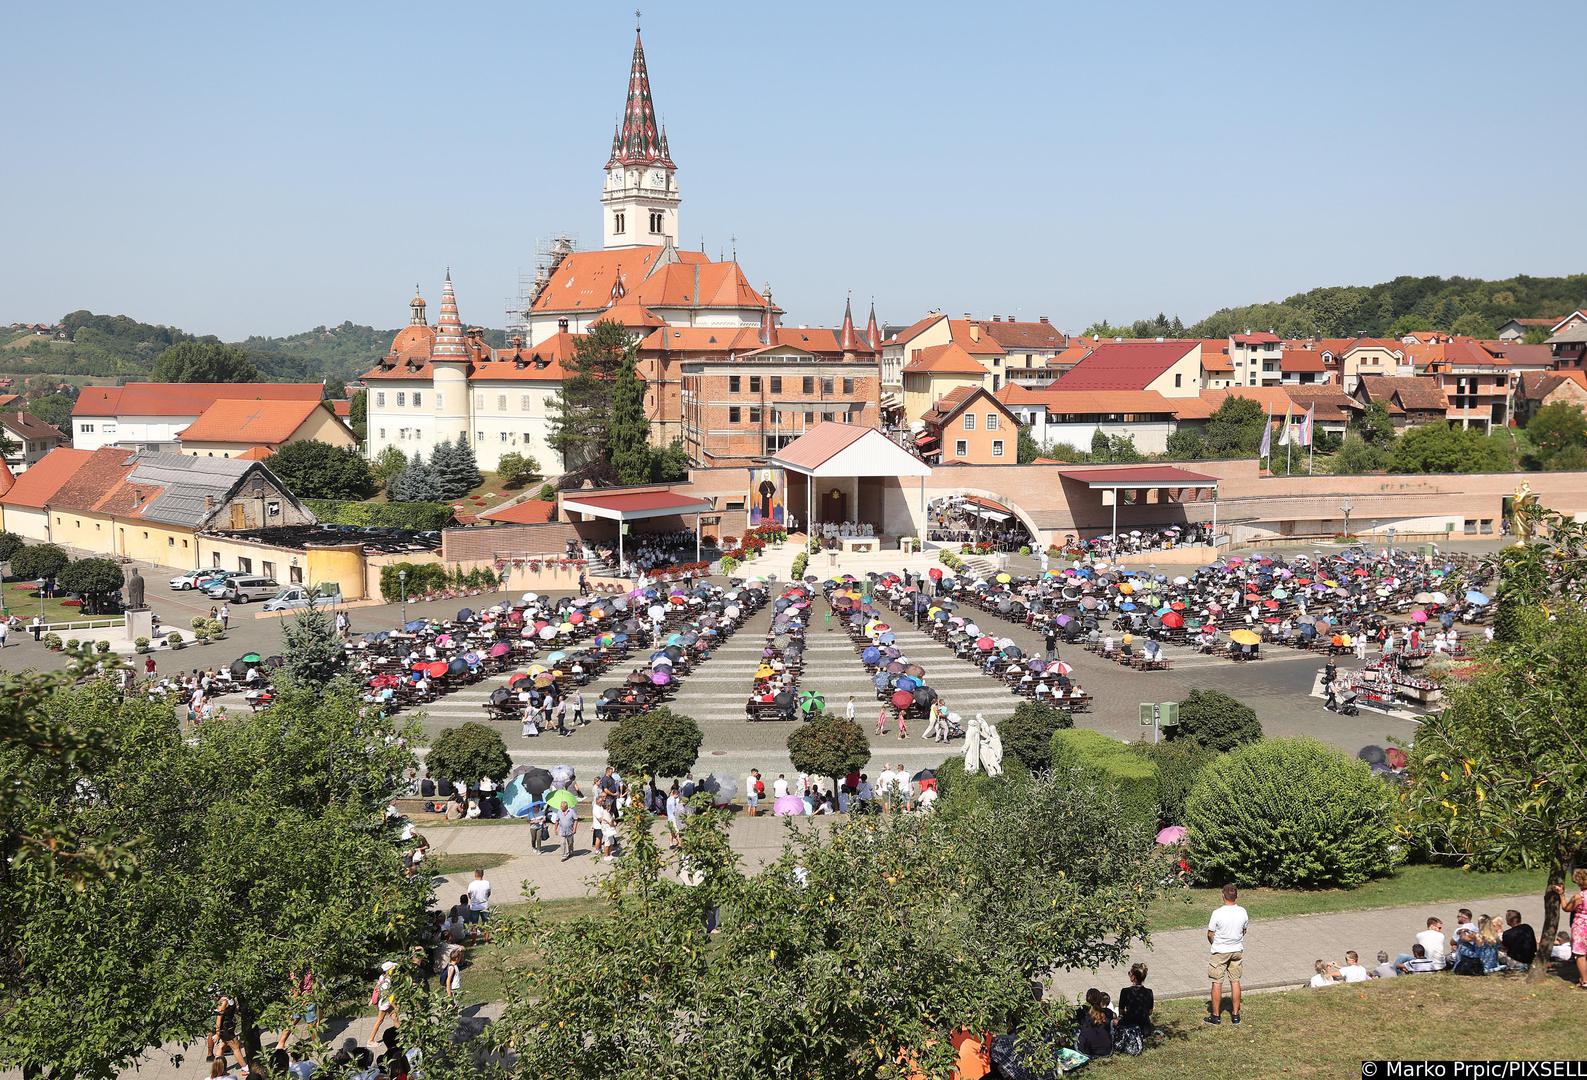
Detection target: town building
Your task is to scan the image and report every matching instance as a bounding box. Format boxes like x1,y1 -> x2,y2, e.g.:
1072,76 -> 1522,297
1548,311 -> 1587,371
1352,376 -> 1451,429
1515,371 -> 1587,426
0,411 -> 67,472
916,385 -> 1021,465
71,383 -> 326,453
882,315 -> 1007,420
1055,340 -> 1204,397
176,398 -> 356,458
1228,332 -> 1284,386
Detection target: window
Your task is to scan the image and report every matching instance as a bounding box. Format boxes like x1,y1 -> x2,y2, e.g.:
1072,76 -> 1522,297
412,392 -> 422,407
290,565 -> 303,584
649,210 -> 664,233
238,557 -> 253,574
842,377 -> 854,395
821,377 -> 834,394
475,393 -> 485,409
614,210 -> 626,234
992,440 -> 1005,457
262,561 -> 275,579
435,393 -> 443,408
964,414 -> 976,430
477,431 -> 485,442
212,552 -> 222,568
728,407 -> 741,423
749,376 -> 761,393
396,392 -> 405,406
955,440 -> 969,457
986,413 -> 999,430
501,431 -> 510,442
520,394 -> 530,410
729,376 -> 741,393
80,423 -> 94,433
803,376 -> 814,394
770,376 -> 782,393
804,411 -> 814,424
266,500 -> 281,518
1174,374 -> 1182,390
749,407 -> 762,424
376,392 -> 386,407
524,431 -> 533,445
167,536 -> 174,547
496,394 -> 506,410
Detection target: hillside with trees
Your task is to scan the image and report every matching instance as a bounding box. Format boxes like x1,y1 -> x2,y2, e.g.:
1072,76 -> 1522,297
1085,272 -> 1587,343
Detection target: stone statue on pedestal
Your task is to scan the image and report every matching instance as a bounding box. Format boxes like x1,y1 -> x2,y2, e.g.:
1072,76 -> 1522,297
124,566 -> 145,610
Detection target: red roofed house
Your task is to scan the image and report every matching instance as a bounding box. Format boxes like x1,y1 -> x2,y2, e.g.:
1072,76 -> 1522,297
917,386 -> 1021,465
0,447 -> 92,541
1228,331 -> 1284,386
178,398 -> 357,458
882,314 -> 1008,419
72,382 -> 325,452
0,411 -> 67,472
973,316 -> 1068,387
1055,340 -> 1204,397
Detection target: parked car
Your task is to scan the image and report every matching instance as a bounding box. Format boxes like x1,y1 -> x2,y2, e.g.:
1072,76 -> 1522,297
203,576 -> 281,603
171,568 -> 237,591
262,584 -> 344,612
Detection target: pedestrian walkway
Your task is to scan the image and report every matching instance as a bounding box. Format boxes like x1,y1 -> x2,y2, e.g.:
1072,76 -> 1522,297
1049,891 -> 1538,1002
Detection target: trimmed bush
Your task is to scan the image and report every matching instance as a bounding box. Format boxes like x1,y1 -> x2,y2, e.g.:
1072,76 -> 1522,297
1173,688 -> 1262,752
1184,737 -> 1399,889
1050,728 -> 1158,826
427,722 -> 512,785
1130,740 -> 1213,826
304,499 -> 454,531
1001,700 -> 1072,771
934,754 -> 1032,809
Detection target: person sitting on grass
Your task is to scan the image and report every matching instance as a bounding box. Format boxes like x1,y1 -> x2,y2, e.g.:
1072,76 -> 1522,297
1309,959 -> 1341,987
1338,951 -> 1369,983
1114,963 -> 1153,1056
1453,920 -> 1500,976
1500,909 -> 1537,972
1372,950 -> 1398,979
1398,943 -> 1441,974
1073,988 -> 1114,1059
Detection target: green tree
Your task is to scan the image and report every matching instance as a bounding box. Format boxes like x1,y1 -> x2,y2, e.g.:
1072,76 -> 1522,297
0,678 -> 426,1074
1451,312 -> 1494,339
1173,688 -> 1262,752
1017,425 -> 1041,464
150,340 -> 258,383
1001,699 -> 1071,770
387,452 -> 444,503
1202,395 -> 1267,456
56,557 -> 126,614
787,714 -> 871,789
548,320 -> 633,484
1354,401 -> 1396,446
371,445 -> 407,489
1525,401 -> 1587,468
1405,510 -> 1587,979
1165,427 -> 1207,460
22,390 -> 76,430
264,439 -> 376,500
0,530 -> 24,565
347,388 -> 367,440
648,438 -> 690,483
496,451 -> 541,488
1388,423 -> 1516,474
10,542 -> 68,583
1388,313 -> 1432,337
278,598 -> 343,687
610,347 -> 653,485
603,707 -> 703,787
1089,427 -> 1109,459
1330,433 -> 1385,475
427,721 -> 512,784
1131,740 -> 1213,826
431,433 -> 482,498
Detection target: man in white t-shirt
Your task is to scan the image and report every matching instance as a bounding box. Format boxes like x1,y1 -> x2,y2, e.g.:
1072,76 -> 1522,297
466,869 -> 492,922
1205,883 -> 1248,1026
1338,951 -> 1369,983
1412,917 -> 1447,968
772,774 -> 789,799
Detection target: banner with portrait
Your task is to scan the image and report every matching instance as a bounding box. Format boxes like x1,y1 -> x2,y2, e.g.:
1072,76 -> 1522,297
747,467 -> 785,527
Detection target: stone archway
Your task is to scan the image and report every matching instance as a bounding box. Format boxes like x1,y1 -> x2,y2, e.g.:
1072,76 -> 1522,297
926,490 -> 1041,550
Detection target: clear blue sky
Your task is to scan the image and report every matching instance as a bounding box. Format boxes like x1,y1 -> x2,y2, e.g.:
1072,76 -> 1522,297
3,0 -> 1583,340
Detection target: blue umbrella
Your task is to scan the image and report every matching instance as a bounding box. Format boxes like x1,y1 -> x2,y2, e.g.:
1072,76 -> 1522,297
896,675 -> 918,692
404,619 -> 427,633
862,646 -> 881,664
1465,590 -> 1489,606
447,657 -> 468,675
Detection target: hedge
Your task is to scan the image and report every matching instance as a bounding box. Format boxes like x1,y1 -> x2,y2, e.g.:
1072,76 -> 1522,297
1050,728 -> 1158,826
1185,737 -> 1399,889
305,499 -> 454,531
379,562 -> 451,602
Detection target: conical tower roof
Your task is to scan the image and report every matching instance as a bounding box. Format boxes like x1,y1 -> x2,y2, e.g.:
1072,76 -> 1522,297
839,296 -> 859,352
866,301 -> 881,350
431,271 -> 468,365
606,28 -> 672,168
760,286 -> 777,347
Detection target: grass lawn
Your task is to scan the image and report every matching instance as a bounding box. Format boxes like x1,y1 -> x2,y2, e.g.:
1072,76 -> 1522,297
1104,973 -> 1584,1078
1148,864 -> 1545,932
427,851 -> 514,876
0,584 -> 112,626
456,896 -> 607,1005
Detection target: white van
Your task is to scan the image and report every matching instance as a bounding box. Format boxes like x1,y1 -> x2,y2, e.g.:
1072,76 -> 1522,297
214,576 -> 281,604
263,584 -> 343,612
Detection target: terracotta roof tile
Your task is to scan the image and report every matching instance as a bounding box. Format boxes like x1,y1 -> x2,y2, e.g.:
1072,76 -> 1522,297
0,447 -> 92,507
1055,341 -> 1199,391
177,399 -> 326,445
72,382 -> 323,418
973,319 -> 1066,351
903,342 -> 989,375
0,411 -> 64,440
481,499 -> 557,525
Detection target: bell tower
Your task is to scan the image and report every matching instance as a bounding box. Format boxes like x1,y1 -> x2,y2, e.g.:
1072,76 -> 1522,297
601,15 -> 680,250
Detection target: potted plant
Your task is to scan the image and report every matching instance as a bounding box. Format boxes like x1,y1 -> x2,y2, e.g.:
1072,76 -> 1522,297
134,635 -> 151,654
166,631 -> 184,650
94,640 -> 111,656
206,618 -> 225,640
43,632 -> 61,651
64,638 -> 79,653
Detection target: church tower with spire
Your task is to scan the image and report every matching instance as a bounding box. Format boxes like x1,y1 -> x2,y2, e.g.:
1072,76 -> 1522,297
601,18 -> 680,250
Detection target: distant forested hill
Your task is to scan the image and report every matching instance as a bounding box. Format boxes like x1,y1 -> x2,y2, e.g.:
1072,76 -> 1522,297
1084,273 -> 1587,343
1,312 -> 505,385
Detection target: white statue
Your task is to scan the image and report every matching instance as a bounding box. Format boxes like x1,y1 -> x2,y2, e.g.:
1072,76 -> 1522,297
963,713 -> 983,774
980,714 -> 1004,778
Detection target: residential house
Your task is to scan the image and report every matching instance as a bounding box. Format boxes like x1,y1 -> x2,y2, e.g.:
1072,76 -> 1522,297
917,386 -> 1021,465
0,448 -> 92,542
1279,348 -> 1327,386
1228,332 -> 1284,386
1514,371 -> 1587,426
1548,315 -> 1587,372
1328,339 -> 1412,392
72,382 -> 326,452
1436,339 -> 1512,431
0,411 -> 67,472
1496,316 -> 1563,341
882,314 -> 1007,417
997,385 -> 1207,455
972,316 -> 1067,386
1055,340 -> 1204,398
177,399 -> 358,458
900,342 -> 993,425
1352,377 -> 1450,429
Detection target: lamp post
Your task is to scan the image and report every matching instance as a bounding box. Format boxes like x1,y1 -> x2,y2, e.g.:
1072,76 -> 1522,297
1387,527 -> 1396,554
398,569 -> 408,627
36,578 -> 46,640
1340,501 -> 1354,540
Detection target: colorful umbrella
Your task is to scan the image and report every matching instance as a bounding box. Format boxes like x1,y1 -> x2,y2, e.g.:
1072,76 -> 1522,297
543,788 -> 578,812
798,689 -> 826,714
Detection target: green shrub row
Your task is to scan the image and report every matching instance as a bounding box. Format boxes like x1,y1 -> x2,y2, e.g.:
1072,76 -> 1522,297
1050,728 -> 1159,826
305,499 -> 454,531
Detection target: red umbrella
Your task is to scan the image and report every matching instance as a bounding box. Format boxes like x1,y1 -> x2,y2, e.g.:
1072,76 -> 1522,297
890,689 -> 913,709
975,636 -> 994,651
929,567 -> 943,580
1263,599 -> 1279,610
410,662 -> 428,672
1353,568 -> 1369,577
425,661 -> 449,678
568,611 -> 584,624
508,672 -> 529,687
1160,611 -> 1184,628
